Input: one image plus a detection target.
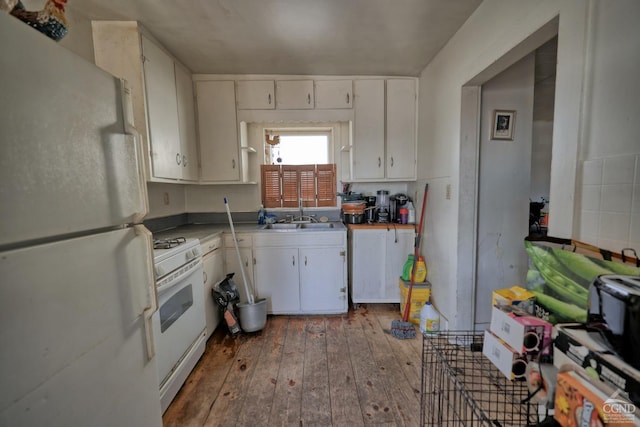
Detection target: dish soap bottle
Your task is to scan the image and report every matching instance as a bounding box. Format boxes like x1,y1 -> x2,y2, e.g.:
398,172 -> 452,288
258,204 -> 266,225
402,254 -> 414,281
420,301 -> 440,336
413,256 -> 427,282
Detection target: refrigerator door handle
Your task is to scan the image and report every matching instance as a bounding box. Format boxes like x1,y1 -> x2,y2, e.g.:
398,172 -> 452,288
136,225 -> 158,361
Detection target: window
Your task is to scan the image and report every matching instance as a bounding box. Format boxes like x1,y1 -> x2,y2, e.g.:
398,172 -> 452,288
261,128 -> 336,208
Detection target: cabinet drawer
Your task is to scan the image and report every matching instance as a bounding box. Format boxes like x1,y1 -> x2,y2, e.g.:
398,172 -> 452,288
224,233 -> 253,247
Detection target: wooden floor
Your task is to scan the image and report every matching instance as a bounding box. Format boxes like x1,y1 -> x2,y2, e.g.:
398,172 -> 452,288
163,304 -> 424,427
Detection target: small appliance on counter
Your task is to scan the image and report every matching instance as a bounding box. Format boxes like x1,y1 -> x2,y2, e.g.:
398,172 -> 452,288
390,193 -> 409,223
364,195 -> 377,223
376,190 -> 390,223
588,274 -> 640,370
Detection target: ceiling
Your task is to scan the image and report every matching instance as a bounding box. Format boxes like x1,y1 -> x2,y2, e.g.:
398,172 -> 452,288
66,0 -> 482,76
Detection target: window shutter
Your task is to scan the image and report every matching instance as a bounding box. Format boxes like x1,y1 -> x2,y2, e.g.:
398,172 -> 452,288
261,165 -> 281,208
261,164 -> 336,208
316,164 -> 336,207
281,166 -> 299,207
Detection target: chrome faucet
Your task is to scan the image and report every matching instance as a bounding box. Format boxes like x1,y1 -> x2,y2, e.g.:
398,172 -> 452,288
299,197 -> 304,219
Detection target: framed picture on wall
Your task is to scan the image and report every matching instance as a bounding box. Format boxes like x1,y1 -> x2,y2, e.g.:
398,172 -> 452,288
491,110 -> 516,140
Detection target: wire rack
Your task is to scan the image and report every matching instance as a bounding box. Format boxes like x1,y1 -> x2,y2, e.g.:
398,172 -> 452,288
420,331 -> 540,426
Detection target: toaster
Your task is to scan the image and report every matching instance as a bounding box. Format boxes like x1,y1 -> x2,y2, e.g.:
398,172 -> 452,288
588,275 -> 640,370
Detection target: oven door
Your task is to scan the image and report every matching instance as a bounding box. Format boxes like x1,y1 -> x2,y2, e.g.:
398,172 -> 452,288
152,257 -> 205,387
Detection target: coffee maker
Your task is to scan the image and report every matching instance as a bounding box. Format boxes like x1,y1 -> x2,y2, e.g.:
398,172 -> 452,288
390,193 -> 409,223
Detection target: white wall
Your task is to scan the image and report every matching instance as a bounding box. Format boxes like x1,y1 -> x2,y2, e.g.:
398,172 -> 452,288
414,0 -> 635,330
146,182 -> 186,219
475,53 -> 535,329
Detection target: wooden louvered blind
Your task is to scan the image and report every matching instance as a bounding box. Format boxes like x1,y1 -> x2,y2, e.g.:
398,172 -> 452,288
260,164 -> 337,208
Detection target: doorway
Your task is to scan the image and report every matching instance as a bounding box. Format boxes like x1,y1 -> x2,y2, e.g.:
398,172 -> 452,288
457,29 -> 558,331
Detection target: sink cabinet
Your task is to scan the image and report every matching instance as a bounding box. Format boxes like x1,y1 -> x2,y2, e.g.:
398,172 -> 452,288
253,231 -> 347,314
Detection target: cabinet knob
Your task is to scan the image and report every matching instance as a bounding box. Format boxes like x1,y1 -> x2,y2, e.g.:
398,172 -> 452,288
268,93 -> 272,105
378,157 -> 381,168
307,93 -> 311,104
183,155 -> 187,167
346,93 -> 350,105
292,256 -> 295,266
232,159 -> 236,169
304,256 -> 307,266
390,157 -> 394,167
176,153 -> 181,165
203,271 -> 207,283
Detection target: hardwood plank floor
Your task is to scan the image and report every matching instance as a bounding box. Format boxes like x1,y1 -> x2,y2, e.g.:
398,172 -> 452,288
163,304 -> 423,427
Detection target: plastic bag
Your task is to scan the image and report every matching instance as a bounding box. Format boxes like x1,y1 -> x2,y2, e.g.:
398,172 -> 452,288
213,273 -> 241,336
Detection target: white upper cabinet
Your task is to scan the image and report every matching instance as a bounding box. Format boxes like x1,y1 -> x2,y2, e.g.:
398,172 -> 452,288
174,62 -> 198,181
276,80 -> 314,109
92,22 -> 198,182
386,79 -> 417,180
236,80 -> 275,109
196,80 -> 241,182
140,35 -> 182,180
314,80 -> 352,109
352,78 -> 417,181
353,79 -> 385,180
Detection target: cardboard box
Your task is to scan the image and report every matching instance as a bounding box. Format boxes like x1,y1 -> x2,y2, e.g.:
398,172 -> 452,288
492,286 -> 535,314
489,305 -> 553,356
554,324 -> 640,407
482,330 -> 528,380
554,370 -> 639,426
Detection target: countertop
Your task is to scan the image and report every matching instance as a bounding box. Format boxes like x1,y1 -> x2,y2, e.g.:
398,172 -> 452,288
152,222 -> 347,244
347,223 -> 416,230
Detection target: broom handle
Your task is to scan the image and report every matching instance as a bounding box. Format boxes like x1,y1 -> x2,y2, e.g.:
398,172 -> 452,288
402,183 -> 428,322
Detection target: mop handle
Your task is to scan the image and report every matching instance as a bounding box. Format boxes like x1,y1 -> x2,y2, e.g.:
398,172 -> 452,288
224,197 -> 255,304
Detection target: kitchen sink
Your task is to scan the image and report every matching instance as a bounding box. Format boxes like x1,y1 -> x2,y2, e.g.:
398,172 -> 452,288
299,222 -> 335,229
262,223 -> 299,230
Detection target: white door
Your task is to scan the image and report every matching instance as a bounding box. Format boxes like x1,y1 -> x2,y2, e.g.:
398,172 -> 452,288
202,249 -> 224,339
196,80 -> 240,181
0,228 -> 162,427
223,246 -> 254,304
386,79 -> 417,180
236,80 -> 275,109
141,35 -> 181,180
314,80 -> 352,109
276,80 -> 314,109
254,247 -> 300,313
300,247 -> 346,313
350,229 -> 386,302
353,79 -> 385,179
174,62 -> 198,181
384,228 -> 415,302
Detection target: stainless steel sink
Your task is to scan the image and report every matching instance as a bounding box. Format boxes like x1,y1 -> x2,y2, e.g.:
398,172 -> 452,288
262,223 -> 299,230
299,222 -> 335,229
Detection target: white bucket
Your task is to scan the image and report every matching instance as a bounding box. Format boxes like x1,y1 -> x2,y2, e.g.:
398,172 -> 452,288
237,298 -> 268,332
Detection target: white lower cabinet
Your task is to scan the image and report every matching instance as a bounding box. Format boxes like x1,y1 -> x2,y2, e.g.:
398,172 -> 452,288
349,227 -> 414,306
253,231 -> 347,314
223,233 -> 255,304
202,242 -> 224,339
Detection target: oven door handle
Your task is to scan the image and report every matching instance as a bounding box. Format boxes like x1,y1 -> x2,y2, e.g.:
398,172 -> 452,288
157,257 -> 203,295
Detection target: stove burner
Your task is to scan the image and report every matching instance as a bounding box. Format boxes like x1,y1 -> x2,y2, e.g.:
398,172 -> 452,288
153,237 -> 186,250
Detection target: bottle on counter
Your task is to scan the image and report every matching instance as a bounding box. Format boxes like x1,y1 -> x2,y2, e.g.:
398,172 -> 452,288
258,204 -> 266,225
420,301 -> 440,336
407,201 -> 416,224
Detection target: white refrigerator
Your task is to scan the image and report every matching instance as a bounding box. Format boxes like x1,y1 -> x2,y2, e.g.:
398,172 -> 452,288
0,13 -> 163,427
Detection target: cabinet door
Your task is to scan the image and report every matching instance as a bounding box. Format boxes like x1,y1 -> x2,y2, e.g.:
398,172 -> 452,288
174,62 -> 198,181
223,247 -> 254,304
350,229 -> 386,302
141,35 -> 181,180
236,80 -> 275,109
254,247 -> 300,314
353,80 -> 385,180
314,80 -> 352,109
196,81 -> 240,181
386,79 -> 417,180
276,80 -> 314,109
384,228 -> 415,302
202,250 -> 224,339
300,247 -> 346,313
